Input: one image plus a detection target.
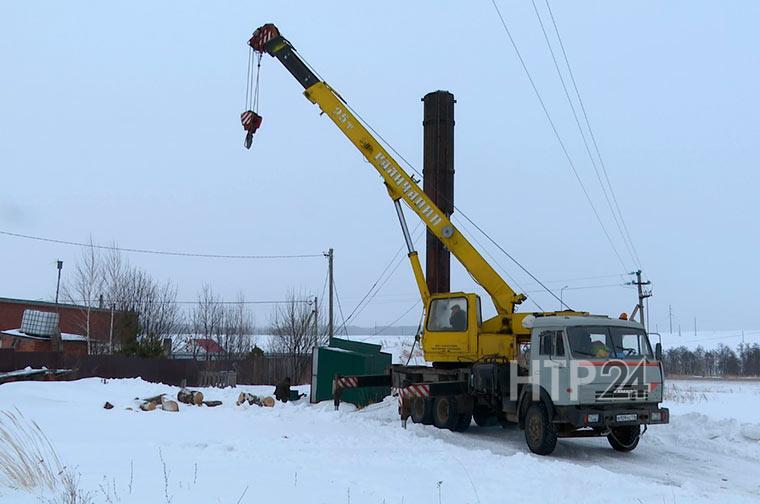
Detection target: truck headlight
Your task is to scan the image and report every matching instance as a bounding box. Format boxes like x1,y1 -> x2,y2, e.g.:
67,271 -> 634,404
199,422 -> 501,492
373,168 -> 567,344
650,411 -> 661,422
586,414 -> 599,423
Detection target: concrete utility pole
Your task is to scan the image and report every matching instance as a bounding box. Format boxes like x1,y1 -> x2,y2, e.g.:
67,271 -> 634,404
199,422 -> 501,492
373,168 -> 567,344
325,248 -> 334,342
312,295 -> 319,348
627,270 -> 652,329
55,260 -> 63,304
668,304 -> 673,334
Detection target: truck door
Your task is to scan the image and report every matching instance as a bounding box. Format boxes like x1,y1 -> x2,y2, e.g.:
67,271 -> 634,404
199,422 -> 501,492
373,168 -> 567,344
424,296 -> 472,354
536,329 -> 570,405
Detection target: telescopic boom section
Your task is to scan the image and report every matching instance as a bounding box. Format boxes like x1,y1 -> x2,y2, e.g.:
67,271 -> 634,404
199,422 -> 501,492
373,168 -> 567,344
248,24 -> 527,318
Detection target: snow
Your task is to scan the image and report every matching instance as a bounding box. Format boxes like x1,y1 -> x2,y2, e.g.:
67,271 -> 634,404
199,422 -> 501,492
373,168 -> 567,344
1,328 -> 88,342
0,377 -> 758,503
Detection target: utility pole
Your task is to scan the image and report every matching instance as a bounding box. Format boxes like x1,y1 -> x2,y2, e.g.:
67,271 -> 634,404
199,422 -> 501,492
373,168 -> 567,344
55,260 -> 63,304
668,304 -> 673,334
312,295 -> 319,348
627,270 -> 652,329
109,304 -> 115,354
325,248 -> 334,342
694,317 -> 697,338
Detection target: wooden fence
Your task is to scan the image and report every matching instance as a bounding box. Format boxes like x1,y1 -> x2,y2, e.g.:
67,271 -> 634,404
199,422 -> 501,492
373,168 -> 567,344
0,349 -> 311,386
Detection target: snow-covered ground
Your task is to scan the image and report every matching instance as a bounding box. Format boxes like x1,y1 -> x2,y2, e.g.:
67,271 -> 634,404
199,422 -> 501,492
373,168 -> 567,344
0,377 -> 758,503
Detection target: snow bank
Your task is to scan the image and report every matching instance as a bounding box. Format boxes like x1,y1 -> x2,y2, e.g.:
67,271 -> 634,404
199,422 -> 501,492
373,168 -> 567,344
0,377 -> 758,503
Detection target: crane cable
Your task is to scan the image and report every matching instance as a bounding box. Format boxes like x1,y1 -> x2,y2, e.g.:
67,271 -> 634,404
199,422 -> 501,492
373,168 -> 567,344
489,0 -> 629,273
244,47 -> 263,114
287,44 -> 572,308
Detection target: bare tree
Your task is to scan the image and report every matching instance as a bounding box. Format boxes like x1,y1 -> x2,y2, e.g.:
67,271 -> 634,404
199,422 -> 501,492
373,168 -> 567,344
189,284 -> 225,360
63,238 -> 103,354
66,244 -> 182,356
269,290 -> 323,381
221,292 -> 256,360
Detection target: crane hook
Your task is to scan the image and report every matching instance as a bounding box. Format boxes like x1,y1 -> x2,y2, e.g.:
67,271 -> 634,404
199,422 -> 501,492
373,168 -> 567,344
241,111 -> 263,150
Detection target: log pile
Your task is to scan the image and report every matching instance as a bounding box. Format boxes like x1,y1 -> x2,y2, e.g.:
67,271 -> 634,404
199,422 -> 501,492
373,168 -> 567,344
177,389 -> 204,406
236,392 -> 275,407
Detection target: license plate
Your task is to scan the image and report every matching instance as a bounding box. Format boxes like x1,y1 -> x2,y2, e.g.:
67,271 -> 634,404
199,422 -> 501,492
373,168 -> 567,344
616,413 -> 638,422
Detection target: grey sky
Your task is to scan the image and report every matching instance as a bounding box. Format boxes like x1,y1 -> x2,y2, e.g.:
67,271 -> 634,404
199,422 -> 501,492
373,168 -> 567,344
1,1 -> 758,331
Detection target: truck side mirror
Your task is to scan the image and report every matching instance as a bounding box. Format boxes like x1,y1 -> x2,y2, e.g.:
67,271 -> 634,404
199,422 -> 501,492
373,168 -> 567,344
655,342 -> 662,361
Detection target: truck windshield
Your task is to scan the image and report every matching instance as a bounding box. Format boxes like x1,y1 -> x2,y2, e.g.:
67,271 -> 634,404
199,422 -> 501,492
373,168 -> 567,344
566,326 -> 653,360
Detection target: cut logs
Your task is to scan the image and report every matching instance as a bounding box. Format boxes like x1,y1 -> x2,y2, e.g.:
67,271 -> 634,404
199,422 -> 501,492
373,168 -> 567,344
161,399 -> 179,412
237,392 -> 275,407
140,401 -> 156,412
177,389 -> 204,406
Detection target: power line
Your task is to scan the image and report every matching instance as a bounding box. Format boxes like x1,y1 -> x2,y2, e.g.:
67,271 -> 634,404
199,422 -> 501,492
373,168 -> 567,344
343,98 -> 566,309
332,274 -> 350,337
370,301 -> 421,337
66,299 -> 312,305
0,230 -> 323,260
530,0 -> 638,268
337,224 -> 424,331
489,0 -> 628,272
543,0 -> 642,266
522,282 -> 625,294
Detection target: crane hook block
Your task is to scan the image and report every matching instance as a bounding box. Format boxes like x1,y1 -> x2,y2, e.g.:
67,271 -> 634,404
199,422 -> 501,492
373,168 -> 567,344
241,110 -> 263,150
249,24 -> 280,54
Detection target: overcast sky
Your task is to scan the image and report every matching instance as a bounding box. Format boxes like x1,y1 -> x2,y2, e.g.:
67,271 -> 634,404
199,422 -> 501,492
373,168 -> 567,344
1,1 -> 758,333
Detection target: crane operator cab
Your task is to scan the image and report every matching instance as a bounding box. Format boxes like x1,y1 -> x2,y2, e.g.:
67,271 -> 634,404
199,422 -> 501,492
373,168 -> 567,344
423,293 -> 483,360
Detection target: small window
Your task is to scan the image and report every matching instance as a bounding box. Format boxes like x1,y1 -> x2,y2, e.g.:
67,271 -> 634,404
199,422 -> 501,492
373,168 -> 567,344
427,297 -> 468,332
539,331 -> 553,356
554,332 -> 565,357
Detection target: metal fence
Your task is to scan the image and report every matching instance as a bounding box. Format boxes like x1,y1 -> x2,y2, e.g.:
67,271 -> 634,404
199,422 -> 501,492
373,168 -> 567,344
0,349 -> 311,386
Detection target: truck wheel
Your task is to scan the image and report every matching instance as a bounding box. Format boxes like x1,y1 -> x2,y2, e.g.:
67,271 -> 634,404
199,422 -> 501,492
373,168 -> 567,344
410,397 -> 433,425
607,425 -> 640,452
524,402 -> 558,455
433,396 -> 458,430
454,412 -> 472,432
473,407 -> 498,427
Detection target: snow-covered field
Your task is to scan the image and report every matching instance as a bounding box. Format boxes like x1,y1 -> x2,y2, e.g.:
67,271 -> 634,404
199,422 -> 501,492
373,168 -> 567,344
0,377 -> 758,504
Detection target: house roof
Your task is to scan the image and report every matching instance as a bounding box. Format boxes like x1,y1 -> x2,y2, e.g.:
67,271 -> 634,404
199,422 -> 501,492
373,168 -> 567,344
194,338 -> 225,353
0,328 -> 88,342
0,296 -> 131,315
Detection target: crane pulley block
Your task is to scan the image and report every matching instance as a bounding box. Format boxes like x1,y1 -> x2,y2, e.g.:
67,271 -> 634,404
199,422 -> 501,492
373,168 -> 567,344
241,110 -> 262,150
249,23 -> 280,53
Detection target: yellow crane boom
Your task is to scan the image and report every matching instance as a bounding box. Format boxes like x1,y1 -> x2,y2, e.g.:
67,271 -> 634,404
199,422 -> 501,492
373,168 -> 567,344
245,24 -> 570,363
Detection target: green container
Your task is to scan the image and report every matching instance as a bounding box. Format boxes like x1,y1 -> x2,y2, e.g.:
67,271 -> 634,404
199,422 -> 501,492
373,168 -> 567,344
310,338 -> 392,407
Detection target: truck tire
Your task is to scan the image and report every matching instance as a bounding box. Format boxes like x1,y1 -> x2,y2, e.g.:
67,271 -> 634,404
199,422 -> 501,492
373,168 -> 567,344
433,396 -> 459,430
473,407 -> 498,427
607,425 -> 640,452
410,397 -> 433,425
524,402 -> 558,455
454,412 -> 472,432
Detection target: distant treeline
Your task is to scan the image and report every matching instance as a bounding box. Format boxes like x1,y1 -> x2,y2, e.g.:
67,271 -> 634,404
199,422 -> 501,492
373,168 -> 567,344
663,343 -> 760,377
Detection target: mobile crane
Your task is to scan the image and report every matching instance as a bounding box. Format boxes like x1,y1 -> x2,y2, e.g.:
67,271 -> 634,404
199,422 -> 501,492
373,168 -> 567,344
243,24 -> 669,455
